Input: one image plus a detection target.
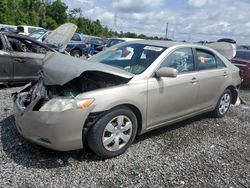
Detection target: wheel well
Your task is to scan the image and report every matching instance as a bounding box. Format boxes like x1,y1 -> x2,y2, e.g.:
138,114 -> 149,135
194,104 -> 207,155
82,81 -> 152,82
119,104 -> 143,135
82,104 -> 143,144
226,85 -> 238,104
71,48 -> 82,55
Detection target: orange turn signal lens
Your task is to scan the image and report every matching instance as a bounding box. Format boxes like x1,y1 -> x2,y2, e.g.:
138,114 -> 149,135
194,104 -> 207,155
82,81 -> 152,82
77,99 -> 94,109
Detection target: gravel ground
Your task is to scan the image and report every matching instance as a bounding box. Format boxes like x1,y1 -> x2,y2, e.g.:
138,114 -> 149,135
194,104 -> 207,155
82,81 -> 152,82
0,85 -> 249,188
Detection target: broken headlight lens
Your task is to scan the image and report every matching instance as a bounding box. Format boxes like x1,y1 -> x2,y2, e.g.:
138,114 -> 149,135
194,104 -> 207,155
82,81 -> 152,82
39,98 -> 94,112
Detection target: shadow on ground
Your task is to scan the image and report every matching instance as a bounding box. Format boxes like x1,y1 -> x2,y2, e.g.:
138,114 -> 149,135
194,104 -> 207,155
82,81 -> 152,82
0,113 -> 211,169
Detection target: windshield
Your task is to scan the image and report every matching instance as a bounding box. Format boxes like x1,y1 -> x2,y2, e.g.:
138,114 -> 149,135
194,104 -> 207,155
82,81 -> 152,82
90,43 -> 166,74
29,30 -> 47,39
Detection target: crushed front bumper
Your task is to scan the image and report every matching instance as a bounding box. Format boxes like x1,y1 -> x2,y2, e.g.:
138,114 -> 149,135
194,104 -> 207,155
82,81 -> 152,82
14,93 -> 93,151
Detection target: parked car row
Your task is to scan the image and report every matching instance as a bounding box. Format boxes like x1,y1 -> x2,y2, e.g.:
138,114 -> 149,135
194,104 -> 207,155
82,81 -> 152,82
29,30 -> 108,57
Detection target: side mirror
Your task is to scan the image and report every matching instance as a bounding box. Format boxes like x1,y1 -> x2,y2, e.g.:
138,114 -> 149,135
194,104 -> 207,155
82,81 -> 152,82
155,67 -> 178,78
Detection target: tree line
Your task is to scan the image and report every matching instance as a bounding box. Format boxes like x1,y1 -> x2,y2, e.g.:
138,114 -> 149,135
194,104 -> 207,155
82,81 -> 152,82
0,0 -> 165,40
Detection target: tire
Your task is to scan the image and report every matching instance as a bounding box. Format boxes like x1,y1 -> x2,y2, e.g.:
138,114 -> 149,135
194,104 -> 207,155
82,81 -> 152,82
71,49 -> 81,58
87,107 -> 138,158
212,89 -> 232,118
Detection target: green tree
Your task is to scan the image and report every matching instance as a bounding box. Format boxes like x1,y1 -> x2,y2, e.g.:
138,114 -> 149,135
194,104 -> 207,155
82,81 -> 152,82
47,0 -> 67,26
0,0 -> 8,24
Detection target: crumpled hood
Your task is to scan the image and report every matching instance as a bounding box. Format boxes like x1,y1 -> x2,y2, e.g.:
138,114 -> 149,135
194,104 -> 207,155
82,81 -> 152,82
42,52 -> 134,86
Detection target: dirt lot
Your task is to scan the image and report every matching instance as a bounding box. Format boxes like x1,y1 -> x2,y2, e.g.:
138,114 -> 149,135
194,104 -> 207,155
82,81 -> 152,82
0,86 -> 249,188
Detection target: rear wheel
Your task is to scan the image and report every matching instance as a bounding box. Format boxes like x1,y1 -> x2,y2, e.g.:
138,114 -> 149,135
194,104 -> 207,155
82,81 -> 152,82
71,49 -> 81,58
213,89 -> 232,118
87,107 -> 137,158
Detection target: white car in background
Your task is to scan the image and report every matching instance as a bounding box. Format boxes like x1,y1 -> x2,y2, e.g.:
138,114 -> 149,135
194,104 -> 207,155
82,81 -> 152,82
17,25 -> 44,35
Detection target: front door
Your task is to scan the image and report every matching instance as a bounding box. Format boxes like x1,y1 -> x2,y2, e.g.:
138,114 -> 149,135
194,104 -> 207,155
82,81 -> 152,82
6,36 -> 46,82
0,35 -> 13,82
147,47 -> 198,128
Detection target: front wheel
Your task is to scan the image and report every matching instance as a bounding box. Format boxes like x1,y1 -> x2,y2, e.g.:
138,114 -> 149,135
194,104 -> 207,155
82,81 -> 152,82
87,107 -> 138,158
212,89 -> 232,118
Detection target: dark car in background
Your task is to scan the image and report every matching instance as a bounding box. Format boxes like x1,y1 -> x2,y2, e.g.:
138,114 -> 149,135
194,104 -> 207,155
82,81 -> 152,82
231,50 -> 250,85
0,32 -> 53,84
85,36 -> 106,56
64,33 -> 88,57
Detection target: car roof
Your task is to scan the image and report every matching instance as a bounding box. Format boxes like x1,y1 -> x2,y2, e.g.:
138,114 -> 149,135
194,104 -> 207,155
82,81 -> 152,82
0,31 -> 53,50
125,39 -> 185,48
17,25 -> 43,28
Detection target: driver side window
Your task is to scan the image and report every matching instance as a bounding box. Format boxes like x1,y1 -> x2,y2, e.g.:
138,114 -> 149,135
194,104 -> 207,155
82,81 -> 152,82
7,36 -> 47,54
161,48 -> 195,73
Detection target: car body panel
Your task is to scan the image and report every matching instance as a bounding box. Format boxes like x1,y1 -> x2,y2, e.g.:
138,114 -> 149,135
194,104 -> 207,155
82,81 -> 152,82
14,94 -> 95,151
42,52 -> 134,86
11,51 -> 45,81
0,32 -> 53,84
0,34 -> 13,82
147,72 -> 199,127
13,40 -> 242,151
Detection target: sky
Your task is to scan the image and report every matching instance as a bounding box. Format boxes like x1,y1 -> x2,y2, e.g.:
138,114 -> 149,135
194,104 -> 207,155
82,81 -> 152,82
62,0 -> 250,44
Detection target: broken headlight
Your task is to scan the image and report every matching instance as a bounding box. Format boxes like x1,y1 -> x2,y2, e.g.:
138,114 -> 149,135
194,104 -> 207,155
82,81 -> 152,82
39,98 -> 94,112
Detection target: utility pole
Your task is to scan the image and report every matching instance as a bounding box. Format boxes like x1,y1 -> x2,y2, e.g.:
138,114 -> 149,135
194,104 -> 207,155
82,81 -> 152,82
113,13 -> 117,31
165,22 -> 168,40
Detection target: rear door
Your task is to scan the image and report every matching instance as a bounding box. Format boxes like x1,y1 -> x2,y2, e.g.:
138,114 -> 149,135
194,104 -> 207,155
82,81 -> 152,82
194,48 -> 228,110
6,36 -> 46,82
0,34 -> 13,82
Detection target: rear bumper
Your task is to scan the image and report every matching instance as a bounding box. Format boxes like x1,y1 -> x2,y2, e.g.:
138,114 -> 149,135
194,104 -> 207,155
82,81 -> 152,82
14,94 -> 93,151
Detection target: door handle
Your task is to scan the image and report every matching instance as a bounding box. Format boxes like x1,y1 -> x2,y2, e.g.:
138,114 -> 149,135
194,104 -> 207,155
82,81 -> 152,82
191,77 -> 198,84
223,72 -> 228,77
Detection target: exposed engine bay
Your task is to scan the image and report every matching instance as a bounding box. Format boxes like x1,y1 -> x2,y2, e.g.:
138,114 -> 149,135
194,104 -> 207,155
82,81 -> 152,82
46,71 -> 130,98
17,71 -> 130,110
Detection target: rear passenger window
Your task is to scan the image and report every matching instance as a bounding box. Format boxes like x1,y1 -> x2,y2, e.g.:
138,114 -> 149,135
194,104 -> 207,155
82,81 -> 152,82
216,56 -> 226,68
197,50 -> 216,70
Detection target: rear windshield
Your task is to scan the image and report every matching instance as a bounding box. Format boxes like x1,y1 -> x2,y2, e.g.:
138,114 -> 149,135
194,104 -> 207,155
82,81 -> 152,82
235,51 -> 250,60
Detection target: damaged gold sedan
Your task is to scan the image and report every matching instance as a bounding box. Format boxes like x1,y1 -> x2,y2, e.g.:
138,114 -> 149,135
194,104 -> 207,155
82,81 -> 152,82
13,40 -> 241,158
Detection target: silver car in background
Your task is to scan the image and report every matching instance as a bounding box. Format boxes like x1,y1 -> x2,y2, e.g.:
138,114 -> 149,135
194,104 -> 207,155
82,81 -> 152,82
14,40 -> 241,158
